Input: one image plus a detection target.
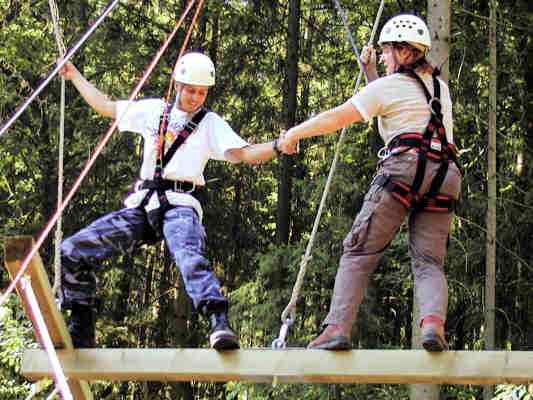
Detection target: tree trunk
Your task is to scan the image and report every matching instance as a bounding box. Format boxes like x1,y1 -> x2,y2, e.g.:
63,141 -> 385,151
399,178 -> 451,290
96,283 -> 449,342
409,2 -> 452,398
276,0 -> 300,245
484,1 -> 498,398
520,0 -> 533,182
427,0 -> 451,80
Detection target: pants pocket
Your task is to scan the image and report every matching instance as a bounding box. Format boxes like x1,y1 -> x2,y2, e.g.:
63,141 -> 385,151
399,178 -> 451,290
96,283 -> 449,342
343,183 -> 383,251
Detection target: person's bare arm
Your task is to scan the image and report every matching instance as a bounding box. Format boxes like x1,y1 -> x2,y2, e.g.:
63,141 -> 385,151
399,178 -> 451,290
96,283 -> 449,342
278,100 -> 362,154
225,141 -> 280,164
59,62 -> 116,118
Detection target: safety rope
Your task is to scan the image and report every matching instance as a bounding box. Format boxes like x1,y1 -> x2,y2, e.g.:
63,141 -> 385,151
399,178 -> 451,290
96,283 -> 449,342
0,0 -> 120,138
272,0 -> 385,349
48,0 -> 66,300
0,0 -> 203,308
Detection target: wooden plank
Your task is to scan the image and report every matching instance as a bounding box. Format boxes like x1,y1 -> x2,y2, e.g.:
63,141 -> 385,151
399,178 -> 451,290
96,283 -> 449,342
22,348 -> 533,385
3,236 -> 93,400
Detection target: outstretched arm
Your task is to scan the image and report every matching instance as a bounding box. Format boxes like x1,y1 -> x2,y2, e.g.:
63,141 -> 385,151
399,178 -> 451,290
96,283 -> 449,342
225,140 -> 280,165
58,62 -> 116,118
278,100 -> 362,154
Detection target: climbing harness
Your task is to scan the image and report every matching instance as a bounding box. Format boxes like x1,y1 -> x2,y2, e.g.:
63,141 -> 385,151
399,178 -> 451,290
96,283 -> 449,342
0,0 -> 203,308
375,63 -> 461,213
139,104 -> 208,238
0,0 -> 121,138
272,0 -> 385,349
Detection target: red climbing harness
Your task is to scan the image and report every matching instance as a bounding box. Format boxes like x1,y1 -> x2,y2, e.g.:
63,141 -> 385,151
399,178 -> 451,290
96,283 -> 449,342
377,66 -> 461,213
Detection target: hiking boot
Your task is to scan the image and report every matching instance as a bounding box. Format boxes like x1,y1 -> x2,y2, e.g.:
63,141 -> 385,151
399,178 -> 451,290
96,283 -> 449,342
421,323 -> 448,352
420,316 -> 448,352
208,312 -> 239,350
307,324 -> 351,350
68,303 -> 96,348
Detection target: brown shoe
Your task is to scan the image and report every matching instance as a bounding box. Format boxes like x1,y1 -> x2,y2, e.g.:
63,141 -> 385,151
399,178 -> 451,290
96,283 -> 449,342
307,324 -> 351,350
421,324 -> 448,352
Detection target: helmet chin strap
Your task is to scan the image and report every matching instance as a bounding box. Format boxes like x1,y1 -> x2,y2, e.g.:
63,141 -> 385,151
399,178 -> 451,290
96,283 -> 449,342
174,82 -> 184,111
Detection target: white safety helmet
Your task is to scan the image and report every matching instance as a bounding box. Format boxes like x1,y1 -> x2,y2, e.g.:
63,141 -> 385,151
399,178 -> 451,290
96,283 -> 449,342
378,14 -> 431,53
172,52 -> 215,86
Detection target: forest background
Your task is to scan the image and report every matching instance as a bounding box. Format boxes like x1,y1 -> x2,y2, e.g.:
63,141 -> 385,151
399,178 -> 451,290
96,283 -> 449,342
0,0 -> 532,399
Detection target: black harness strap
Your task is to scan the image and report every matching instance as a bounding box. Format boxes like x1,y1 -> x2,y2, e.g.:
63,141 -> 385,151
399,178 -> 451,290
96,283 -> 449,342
138,105 -> 208,237
161,108 -> 208,166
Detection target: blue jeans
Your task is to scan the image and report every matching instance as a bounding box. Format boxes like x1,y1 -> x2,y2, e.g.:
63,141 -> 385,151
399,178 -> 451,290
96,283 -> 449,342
61,206 -> 226,312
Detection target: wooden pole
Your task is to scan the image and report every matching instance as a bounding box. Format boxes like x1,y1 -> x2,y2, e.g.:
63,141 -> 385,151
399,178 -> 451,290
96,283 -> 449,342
3,236 -> 93,400
22,348 -> 533,385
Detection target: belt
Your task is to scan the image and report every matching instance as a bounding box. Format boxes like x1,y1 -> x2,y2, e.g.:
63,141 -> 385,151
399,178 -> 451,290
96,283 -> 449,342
139,179 -> 196,193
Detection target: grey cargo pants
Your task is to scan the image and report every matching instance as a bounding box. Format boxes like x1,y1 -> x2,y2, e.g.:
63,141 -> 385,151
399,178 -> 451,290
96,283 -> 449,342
324,151 -> 461,329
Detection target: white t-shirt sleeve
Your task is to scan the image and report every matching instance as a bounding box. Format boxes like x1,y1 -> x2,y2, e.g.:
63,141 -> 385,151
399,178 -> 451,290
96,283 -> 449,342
350,78 -> 387,122
205,113 -> 249,161
115,99 -> 165,136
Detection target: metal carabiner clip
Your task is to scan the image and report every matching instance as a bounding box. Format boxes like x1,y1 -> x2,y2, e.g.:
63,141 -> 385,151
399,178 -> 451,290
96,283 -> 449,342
271,315 -> 294,350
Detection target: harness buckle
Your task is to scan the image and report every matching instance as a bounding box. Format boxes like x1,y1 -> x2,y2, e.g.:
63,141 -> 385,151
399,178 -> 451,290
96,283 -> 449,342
430,139 -> 442,152
173,181 -> 196,193
185,120 -> 198,132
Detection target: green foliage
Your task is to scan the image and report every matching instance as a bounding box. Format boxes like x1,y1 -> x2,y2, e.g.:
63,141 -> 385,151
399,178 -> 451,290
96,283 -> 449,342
0,296 -> 37,399
493,385 -> 533,400
0,0 -> 532,398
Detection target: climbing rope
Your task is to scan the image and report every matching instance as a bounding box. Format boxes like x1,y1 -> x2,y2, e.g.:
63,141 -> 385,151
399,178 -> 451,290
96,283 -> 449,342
0,0 -> 203,308
48,0 -> 66,300
272,0 -> 385,349
0,0 -> 120,138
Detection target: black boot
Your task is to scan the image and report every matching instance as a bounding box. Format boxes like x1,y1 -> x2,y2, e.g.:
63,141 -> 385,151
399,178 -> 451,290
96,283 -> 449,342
68,303 -> 96,348
208,312 -> 239,350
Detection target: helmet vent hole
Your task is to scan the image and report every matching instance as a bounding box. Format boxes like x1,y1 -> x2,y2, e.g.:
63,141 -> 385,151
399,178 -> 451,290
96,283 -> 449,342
417,29 -> 424,35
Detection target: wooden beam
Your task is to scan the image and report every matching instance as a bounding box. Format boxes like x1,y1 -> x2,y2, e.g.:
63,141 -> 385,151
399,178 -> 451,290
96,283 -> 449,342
22,348 -> 533,385
3,236 -> 93,400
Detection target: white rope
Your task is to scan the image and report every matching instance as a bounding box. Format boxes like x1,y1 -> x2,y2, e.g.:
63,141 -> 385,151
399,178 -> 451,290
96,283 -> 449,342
46,386 -> 61,400
25,379 -> 52,400
48,0 -> 66,299
278,0 -> 386,327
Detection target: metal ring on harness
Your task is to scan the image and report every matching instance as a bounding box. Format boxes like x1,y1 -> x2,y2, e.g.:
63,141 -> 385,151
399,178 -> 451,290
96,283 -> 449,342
377,146 -> 390,160
428,97 -> 442,115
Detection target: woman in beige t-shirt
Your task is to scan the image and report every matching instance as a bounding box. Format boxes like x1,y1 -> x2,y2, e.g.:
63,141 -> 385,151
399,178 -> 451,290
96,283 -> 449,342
278,14 -> 461,352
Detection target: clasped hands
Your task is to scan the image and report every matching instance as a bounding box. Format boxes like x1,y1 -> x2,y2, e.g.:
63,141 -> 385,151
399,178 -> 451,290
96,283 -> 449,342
275,128 -> 299,155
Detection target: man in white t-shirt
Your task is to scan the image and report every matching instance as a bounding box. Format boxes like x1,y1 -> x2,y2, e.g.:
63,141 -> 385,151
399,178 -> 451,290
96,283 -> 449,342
279,15 -> 461,352
58,52 -> 281,350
